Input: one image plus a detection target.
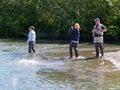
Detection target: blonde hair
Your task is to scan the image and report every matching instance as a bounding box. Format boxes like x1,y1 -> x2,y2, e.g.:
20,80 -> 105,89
74,23 -> 80,29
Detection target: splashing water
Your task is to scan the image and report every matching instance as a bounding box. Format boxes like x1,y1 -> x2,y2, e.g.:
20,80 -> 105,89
104,51 -> 120,69
17,59 -> 39,66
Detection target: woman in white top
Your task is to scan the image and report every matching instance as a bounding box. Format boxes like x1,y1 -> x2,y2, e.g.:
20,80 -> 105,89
27,26 -> 36,53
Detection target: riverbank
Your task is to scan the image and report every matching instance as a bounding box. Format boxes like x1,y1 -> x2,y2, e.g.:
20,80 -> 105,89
0,38 -> 120,44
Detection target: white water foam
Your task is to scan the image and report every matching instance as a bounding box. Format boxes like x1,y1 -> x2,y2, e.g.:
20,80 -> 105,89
17,59 -> 39,66
52,56 -> 87,60
104,51 -> 120,69
17,59 -> 65,70
77,56 -> 87,59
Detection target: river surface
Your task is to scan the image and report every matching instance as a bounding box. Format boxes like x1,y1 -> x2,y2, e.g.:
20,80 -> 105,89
0,40 -> 120,90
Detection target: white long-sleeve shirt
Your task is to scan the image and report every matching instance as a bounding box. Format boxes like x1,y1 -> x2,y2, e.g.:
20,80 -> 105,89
27,30 -> 36,42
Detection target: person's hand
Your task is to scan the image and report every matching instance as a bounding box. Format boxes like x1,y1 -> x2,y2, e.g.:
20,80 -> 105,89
71,26 -> 73,29
93,30 -> 97,32
92,29 -> 97,33
101,29 -> 107,32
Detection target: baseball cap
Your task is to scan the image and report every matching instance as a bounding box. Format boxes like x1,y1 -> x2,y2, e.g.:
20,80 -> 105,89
94,18 -> 100,21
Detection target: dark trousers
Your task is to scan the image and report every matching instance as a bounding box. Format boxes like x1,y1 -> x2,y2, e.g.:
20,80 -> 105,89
29,41 -> 35,53
69,42 -> 78,58
94,43 -> 104,57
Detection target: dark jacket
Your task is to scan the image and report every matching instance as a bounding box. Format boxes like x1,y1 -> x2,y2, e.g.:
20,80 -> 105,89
70,29 -> 80,43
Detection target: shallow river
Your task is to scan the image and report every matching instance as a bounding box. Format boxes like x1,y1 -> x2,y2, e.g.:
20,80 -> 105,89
0,40 -> 120,90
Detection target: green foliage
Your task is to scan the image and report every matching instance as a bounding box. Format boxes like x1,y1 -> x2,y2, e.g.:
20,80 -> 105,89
0,0 -> 120,42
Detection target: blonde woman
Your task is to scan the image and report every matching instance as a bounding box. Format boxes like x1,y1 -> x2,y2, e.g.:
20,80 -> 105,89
69,23 -> 80,59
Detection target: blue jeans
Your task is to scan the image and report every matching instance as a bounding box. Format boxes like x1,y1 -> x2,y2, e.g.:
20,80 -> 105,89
28,41 -> 35,53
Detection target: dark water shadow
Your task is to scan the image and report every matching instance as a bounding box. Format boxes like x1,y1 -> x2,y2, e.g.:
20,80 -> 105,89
51,57 -> 70,61
75,57 -> 97,61
2,50 -> 11,52
51,56 -> 97,61
85,57 -> 97,60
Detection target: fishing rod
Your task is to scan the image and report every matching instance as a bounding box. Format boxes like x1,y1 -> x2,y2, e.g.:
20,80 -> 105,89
19,32 -> 28,37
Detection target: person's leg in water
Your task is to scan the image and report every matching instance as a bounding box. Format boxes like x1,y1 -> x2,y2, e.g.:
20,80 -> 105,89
73,43 -> 78,58
99,43 -> 104,57
31,41 -> 36,53
29,41 -> 32,53
94,43 -> 99,58
69,42 -> 73,58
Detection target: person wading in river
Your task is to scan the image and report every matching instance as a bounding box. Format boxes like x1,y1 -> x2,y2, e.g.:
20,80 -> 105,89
69,23 -> 80,59
92,18 -> 107,58
27,26 -> 36,53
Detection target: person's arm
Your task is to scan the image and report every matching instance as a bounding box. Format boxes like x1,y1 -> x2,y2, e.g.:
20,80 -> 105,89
102,29 -> 107,32
92,25 -> 97,33
34,32 -> 36,39
101,25 -> 107,32
92,29 -> 97,33
69,26 -> 73,36
77,30 -> 80,42
33,31 -> 36,41
27,32 -> 31,43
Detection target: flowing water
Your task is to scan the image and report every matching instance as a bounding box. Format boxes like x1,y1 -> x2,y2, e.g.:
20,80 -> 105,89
0,40 -> 120,90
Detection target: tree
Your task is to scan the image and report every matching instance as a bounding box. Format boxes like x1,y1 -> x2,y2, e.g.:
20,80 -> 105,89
0,0 -> 119,42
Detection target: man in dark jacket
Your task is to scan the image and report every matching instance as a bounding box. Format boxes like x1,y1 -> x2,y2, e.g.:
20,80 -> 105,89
69,23 -> 80,59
